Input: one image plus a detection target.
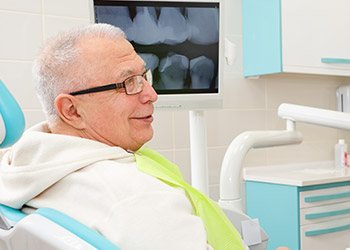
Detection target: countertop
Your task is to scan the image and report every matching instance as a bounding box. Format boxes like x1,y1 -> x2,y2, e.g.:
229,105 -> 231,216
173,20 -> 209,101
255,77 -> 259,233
243,161 -> 350,186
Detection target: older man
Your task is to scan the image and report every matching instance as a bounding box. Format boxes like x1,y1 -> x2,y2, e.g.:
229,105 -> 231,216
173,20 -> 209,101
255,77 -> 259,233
0,24 -> 245,250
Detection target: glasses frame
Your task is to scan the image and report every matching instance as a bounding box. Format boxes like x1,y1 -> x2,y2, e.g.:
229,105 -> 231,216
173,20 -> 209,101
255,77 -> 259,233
69,69 -> 151,96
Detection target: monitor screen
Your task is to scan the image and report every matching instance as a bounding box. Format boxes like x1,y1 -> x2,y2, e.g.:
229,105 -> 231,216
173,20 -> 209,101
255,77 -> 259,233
93,0 -> 222,110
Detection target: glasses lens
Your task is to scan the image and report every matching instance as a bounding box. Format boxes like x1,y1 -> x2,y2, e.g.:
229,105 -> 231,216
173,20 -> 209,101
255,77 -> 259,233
125,75 -> 143,95
124,70 -> 152,95
145,69 -> 153,86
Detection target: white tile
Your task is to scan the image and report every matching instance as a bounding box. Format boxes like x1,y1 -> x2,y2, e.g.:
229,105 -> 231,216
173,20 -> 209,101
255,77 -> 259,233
206,109 -> 266,147
223,73 -> 265,109
155,150 -> 174,162
0,0 -> 41,13
23,109 -> 46,129
266,142 -> 334,165
173,111 -> 190,148
0,11 -> 42,60
337,130 -> 350,142
146,110 -> 174,150
43,16 -> 91,40
223,0 -> 242,36
266,73 -> 341,110
0,61 -> 42,109
208,147 -> 226,185
43,0 -> 91,19
174,149 -> 192,184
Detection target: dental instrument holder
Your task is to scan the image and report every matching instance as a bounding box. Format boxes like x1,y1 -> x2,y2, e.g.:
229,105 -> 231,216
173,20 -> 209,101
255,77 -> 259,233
219,103 -> 350,213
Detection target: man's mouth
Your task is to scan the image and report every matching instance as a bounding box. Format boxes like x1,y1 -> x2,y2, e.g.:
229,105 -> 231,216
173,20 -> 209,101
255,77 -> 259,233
132,115 -> 153,123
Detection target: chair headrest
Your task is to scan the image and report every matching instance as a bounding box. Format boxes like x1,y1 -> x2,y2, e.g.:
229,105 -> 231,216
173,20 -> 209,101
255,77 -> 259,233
0,80 -> 25,148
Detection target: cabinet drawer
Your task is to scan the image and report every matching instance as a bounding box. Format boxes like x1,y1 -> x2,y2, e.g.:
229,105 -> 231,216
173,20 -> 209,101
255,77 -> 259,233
300,201 -> 350,226
300,185 -> 350,208
300,216 -> 350,250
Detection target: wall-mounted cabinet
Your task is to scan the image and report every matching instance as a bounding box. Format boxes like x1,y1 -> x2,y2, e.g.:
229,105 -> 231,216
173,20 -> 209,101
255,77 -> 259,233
243,0 -> 350,77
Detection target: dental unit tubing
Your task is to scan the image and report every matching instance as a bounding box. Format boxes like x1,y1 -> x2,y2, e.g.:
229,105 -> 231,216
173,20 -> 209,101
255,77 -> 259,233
279,103 -> 350,130
219,129 -> 303,211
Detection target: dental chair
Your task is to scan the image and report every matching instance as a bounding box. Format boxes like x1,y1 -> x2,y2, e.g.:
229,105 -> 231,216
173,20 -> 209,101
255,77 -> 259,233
0,80 -> 119,250
0,79 -> 268,249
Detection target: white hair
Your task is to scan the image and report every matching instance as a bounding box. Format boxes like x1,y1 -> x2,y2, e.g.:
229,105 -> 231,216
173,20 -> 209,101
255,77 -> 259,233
32,23 -> 125,121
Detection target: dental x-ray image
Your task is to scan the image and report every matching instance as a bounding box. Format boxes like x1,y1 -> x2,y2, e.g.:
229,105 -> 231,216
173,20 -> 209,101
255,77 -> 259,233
94,1 -> 219,95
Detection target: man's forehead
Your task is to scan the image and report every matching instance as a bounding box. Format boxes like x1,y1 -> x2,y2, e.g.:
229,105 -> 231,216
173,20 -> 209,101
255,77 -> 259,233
117,63 -> 147,78
78,37 -> 145,77
79,36 -> 130,55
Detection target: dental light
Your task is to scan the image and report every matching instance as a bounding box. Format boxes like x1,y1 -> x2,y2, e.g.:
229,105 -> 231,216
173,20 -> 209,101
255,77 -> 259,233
219,103 -> 350,212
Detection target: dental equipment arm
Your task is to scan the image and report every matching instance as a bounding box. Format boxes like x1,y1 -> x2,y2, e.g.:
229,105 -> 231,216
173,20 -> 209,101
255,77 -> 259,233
219,103 -> 350,212
219,129 -> 303,211
278,103 -> 350,130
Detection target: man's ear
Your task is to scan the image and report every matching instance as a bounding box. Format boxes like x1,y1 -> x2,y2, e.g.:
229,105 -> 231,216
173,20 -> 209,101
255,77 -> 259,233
54,94 -> 86,129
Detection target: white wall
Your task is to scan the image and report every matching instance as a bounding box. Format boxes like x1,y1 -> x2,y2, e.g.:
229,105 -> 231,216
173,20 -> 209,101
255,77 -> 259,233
1,0 -> 349,200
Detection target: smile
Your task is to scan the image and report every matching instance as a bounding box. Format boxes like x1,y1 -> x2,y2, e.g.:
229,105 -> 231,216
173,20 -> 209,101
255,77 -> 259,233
132,115 -> 153,123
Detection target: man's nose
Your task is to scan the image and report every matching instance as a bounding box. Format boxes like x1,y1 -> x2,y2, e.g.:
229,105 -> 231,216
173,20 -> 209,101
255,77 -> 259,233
140,81 -> 158,103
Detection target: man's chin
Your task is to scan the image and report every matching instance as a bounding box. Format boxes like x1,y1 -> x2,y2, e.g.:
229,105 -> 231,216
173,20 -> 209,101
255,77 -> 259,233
132,130 -> 154,151
143,130 -> 154,144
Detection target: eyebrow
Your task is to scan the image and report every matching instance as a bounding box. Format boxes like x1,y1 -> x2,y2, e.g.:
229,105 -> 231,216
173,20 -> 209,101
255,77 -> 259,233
118,65 -> 147,79
119,69 -> 133,79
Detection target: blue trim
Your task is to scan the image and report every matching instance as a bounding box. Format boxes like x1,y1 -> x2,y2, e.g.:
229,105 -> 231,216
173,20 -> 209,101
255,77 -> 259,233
0,80 -> 25,148
305,208 -> 350,220
305,223 -> 350,237
304,191 -> 350,203
0,204 -> 26,222
0,205 -> 120,249
243,0 -> 282,77
36,208 -> 120,250
321,58 -> 350,64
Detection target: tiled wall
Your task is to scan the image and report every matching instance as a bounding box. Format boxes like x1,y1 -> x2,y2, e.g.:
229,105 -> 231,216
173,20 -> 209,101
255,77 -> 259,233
1,0 -> 349,200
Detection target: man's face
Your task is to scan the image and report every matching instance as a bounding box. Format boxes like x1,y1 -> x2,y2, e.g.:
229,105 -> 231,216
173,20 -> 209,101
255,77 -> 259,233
76,37 -> 158,151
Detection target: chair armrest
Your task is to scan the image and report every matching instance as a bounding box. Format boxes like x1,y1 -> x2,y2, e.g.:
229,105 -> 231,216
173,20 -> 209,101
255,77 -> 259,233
36,208 -> 120,250
0,204 -> 26,223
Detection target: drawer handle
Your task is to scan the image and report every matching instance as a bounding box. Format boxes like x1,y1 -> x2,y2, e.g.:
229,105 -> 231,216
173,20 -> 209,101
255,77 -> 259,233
321,58 -> 350,64
305,223 -> 350,237
305,208 -> 350,220
304,191 -> 350,203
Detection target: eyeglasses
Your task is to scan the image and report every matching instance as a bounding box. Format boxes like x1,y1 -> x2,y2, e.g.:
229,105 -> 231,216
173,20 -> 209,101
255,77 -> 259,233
69,69 -> 152,96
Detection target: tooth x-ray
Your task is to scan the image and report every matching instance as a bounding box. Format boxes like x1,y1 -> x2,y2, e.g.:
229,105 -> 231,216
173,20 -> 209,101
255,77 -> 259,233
94,1 -> 219,95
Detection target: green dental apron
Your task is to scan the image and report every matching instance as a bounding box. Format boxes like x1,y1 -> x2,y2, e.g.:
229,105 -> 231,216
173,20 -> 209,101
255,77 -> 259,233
135,147 -> 244,250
